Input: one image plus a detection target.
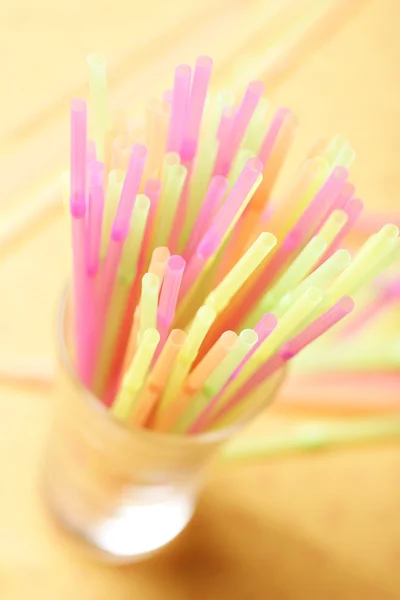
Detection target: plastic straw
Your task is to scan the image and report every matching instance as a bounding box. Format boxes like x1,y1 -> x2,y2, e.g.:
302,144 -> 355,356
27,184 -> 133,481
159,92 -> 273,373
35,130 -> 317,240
156,255 -> 186,355
173,329 -> 258,432
87,161 -> 105,276
148,246 -> 171,283
138,273 -> 160,342
214,81 -> 264,176
130,329 -> 187,426
167,64 -> 192,155
112,144 -> 147,237
101,169 -> 124,258
119,194 -> 150,284
111,328 -> 160,421
87,53 -> 110,160
182,56 -> 213,161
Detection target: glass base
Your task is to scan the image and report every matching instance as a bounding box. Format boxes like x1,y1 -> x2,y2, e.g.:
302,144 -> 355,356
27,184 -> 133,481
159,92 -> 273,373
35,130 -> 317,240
44,475 -> 195,563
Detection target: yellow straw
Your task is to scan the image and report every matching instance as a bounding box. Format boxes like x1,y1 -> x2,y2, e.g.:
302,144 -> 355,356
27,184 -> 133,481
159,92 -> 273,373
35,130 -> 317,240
267,157 -> 330,240
138,273 -> 160,342
205,232 -> 277,314
173,329 -> 259,433
111,328 -> 160,421
228,287 -> 323,395
119,194 -> 150,283
147,247 -> 171,283
318,209 -> 348,246
154,305 -> 216,418
86,53 -> 110,160
229,148 -> 255,187
153,153 -> 187,247
322,225 -> 399,308
276,248 -> 351,316
101,169 -> 124,259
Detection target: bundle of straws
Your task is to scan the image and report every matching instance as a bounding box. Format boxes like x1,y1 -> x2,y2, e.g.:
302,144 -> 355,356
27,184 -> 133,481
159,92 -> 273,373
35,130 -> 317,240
65,54 -> 399,435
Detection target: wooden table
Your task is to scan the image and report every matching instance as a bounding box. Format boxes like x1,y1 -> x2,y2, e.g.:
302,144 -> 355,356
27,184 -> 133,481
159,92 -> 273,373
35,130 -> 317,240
1,0 -> 400,597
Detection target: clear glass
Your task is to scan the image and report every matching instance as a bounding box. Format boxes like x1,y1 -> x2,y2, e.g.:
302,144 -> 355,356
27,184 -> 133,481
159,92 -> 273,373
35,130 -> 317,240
43,289 -> 285,563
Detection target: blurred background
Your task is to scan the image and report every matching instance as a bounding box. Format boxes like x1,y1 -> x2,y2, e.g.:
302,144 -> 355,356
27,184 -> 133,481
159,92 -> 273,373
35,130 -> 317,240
1,0 -> 400,598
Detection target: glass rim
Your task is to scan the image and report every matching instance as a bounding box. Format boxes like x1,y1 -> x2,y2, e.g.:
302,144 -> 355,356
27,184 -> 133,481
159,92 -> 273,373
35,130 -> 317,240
55,284 -> 286,447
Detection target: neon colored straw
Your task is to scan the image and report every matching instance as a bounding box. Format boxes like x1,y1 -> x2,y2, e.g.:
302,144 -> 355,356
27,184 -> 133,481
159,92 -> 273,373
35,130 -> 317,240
139,178 -> 162,270
87,160 -> 105,277
181,55 -> 213,162
174,329 -> 258,432
167,64 -> 192,155
130,329 -> 187,427
112,144 -> 147,236
214,81 -> 264,176
86,53 -> 110,161
153,330 -> 237,432
179,157 -> 263,302
156,255 -> 186,357
138,273 -> 160,342
184,175 -> 229,259
111,328 -> 160,421
318,209 -> 348,246
190,313 -> 278,432
148,246 -> 171,283
208,296 -> 355,431
319,197 -> 364,263
154,305 -> 216,421
101,169 -> 124,258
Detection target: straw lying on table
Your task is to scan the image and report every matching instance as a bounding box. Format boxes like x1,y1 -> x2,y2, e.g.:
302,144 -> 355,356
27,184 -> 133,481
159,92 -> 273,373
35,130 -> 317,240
66,54 -> 399,435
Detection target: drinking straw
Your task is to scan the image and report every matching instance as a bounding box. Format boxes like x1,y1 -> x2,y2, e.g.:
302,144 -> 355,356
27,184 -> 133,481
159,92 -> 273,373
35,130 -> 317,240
241,97 -> 269,155
280,249 -> 351,311
157,162 -> 187,248
87,53 -> 110,161
253,235 -> 328,315
119,194 -> 151,282
112,144 -> 147,237
153,330 -> 237,432
266,156 -> 330,240
70,99 -> 89,382
205,232 -> 277,313
139,178 -> 163,269
214,80 -> 265,176
167,64 -> 192,155
317,209 -> 348,247
319,197 -> 364,263
147,246 -> 171,282
184,175 -> 229,259
178,157 -> 263,303
191,313 -> 278,432
230,287 -> 323,395
181,55 -> 213,162
145,98 -> 170,178
322,224 -> 399,309
101,169 -> 124,258
87,160 -> 105,276
154,305 -> 216,420
130,329 -> 187,426
324,135 -> 355,169
208,296 -> 355,431
156,255 -> 186,356
170,329 -> 259,433
111,328 -> 160,421
222,416 -> 400,462
138,273 -> 160,342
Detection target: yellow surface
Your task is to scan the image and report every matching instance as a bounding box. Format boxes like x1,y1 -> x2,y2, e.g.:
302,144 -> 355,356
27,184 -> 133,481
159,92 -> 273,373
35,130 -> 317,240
1,0 -> 400,598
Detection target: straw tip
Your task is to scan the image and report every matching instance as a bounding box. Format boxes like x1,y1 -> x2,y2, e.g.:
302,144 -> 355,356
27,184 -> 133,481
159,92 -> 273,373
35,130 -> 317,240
176,64 -> 192,78
143,328 -> 161,347
339,296 -> 355,313
168,255 -> 186,272
86,52 -> 106,68
70,98 -> 86,113
196,55 -> 213,69
239,329 -> 259,346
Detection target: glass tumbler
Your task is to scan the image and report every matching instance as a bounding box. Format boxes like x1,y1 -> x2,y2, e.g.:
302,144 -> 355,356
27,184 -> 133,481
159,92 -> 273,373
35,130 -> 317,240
43,290 -> 285,562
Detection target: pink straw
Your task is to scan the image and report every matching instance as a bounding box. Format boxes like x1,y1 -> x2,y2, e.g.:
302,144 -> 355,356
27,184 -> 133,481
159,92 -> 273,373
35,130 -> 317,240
183,175 -> 229,260
87,161 -> 105,276
70,99 -> 87,200
320,197 -> 364,263
167,64 -> 192,155
292,166 -> 349,242
181,56 -> 212,162
341,278 -> 400,337
214,81 -> 264,176
199,297 -> 354,432
112,144 -> 147,236
189,313 -> 277,433
180,158 -> 263,300
156,255 -> 186,359
217,106 -> 235,141
258,107 -> 291,167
